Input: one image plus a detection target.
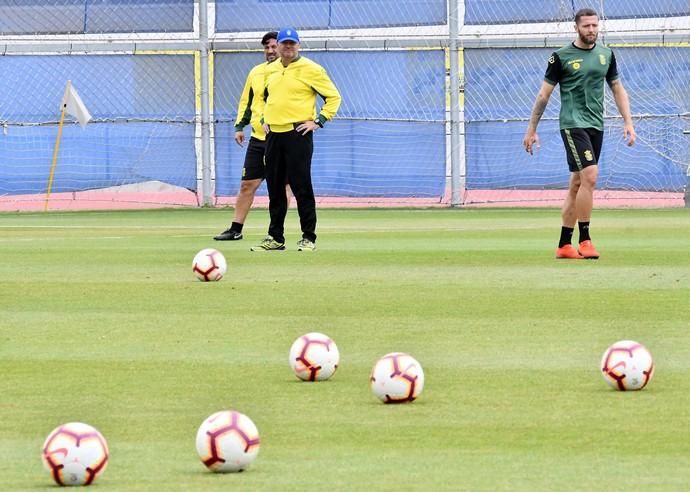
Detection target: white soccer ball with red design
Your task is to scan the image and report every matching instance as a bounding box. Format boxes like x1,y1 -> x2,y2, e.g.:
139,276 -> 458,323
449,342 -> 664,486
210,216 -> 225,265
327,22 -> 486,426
41,422 -> 109,486
196,410 -> 260,473
288,332 -> 340,381
601,340 -> 654,391
192,248 -> 227,281
370,352 -> 425,403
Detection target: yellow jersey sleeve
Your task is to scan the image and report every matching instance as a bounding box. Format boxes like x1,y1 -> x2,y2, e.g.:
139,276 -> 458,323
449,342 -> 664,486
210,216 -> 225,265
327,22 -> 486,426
311,65 -> 341,124
234,63 -> 268,140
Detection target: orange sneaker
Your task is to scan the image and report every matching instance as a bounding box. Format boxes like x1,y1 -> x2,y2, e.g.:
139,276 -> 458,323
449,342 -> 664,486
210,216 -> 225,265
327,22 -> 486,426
555,244 -> 583,259
578,240 -> 600,259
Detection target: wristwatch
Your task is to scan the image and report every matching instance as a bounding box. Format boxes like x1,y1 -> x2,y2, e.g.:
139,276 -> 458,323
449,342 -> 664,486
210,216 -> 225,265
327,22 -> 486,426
314,119 -> 323,128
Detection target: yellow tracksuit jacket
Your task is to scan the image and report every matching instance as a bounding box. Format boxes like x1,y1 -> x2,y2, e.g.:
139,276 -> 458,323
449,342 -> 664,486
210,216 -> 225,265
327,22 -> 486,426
234,61 -> 271,140
263,56 -> 341,133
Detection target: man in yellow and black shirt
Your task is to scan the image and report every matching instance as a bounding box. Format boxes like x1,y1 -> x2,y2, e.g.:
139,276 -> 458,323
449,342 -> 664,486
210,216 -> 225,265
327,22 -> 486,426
523,8 -> 635,260
214,31 -> 278,241
250,27 -> 341,252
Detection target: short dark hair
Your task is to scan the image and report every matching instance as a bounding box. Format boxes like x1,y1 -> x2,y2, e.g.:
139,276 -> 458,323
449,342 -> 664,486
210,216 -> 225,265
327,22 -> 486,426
261,31 -> 278,46
575,8 -> 598,24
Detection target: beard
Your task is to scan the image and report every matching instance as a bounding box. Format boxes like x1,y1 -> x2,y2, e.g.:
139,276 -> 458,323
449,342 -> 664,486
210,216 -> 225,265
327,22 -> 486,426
578,30 -> 598,46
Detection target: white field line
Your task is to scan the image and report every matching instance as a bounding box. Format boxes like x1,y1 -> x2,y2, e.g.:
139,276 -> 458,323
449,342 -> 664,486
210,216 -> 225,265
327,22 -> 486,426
0,222 -> 546,237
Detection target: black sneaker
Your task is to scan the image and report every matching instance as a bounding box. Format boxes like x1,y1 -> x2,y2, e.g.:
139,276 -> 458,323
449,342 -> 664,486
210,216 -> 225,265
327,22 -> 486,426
214,228 -> 243,241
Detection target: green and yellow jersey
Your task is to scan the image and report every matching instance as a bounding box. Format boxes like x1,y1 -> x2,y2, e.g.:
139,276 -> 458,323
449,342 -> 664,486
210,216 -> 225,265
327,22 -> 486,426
234,61 -> 272,141
544,42 -> 618,130
263,56 -> 341,133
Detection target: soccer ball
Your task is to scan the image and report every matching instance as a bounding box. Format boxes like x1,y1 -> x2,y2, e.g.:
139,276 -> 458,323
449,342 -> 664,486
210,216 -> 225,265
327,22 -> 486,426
192,248 -> 227,281
42,422 -> 109,486
601,340 -> 655,391
288,332 -> 340,381
370,352 -> 425,403
196,410 -> 260,473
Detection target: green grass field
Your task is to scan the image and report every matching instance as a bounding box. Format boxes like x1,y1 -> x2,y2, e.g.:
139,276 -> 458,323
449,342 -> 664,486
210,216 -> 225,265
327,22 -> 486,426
2,207 -> 689,490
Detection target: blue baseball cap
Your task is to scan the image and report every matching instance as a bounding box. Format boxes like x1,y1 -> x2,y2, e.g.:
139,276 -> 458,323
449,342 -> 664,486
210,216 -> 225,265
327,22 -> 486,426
277,27 -> 300,43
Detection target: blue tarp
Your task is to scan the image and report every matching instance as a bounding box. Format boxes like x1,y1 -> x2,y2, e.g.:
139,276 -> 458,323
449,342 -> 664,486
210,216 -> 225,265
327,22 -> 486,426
0,54 -> 196,194
465,0 -> 689,24
215,0 -> 447,31
214,50 -> 446,197
0,0 -> 193,34
464,47 -> 690,191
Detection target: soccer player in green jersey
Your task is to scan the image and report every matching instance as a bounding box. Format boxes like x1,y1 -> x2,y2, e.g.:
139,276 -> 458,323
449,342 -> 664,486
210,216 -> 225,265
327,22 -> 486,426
523,8 -> 636,259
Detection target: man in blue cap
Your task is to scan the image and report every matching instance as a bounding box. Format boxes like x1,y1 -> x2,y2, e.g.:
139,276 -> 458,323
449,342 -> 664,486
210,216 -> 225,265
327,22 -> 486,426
251,27 -> 342,252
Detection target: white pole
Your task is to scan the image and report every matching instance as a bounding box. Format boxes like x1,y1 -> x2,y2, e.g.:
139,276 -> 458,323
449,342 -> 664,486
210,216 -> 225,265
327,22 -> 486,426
683,130 -> 690,208
199,0 -> 213,206
449,0 -> 464,206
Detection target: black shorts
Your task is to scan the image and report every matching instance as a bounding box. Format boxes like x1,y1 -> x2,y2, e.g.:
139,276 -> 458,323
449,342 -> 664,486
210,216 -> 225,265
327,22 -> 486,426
560,128 -> 603,172
241,137 -> 266,181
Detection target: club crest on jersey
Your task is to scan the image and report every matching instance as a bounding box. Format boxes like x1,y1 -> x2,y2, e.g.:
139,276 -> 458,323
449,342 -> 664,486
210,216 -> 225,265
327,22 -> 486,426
567,59 -> 583,70
599,54 -> 606,65
584,150 -> 594,161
